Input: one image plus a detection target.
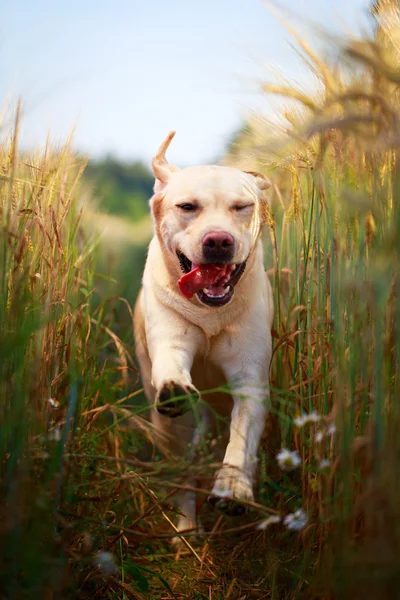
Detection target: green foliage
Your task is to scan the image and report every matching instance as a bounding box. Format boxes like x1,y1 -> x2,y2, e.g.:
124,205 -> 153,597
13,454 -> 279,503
84,156 -> 154,220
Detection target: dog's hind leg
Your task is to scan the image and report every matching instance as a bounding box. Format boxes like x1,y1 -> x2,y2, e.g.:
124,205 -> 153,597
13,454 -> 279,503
171,490 -> 202,545
171,407 -> 210,545
149,408 -> 208,545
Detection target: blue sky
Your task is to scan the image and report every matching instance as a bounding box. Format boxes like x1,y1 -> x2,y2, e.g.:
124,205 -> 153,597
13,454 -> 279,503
1,0 -> 371,166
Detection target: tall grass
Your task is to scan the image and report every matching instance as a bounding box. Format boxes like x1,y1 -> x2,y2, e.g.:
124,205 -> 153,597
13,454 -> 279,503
0,105 -> 148,598
225,2 -> 400,597
0,105 -> 104,595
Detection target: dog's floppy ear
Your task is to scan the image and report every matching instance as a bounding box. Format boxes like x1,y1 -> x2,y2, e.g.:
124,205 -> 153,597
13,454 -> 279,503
244,170 -> 271,193
244,172 -> 272,227
244,171 -> 272,232
152,131 -> 180,194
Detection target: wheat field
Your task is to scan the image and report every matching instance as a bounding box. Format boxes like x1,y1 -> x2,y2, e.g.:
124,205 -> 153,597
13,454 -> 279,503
1,2 -> 400,599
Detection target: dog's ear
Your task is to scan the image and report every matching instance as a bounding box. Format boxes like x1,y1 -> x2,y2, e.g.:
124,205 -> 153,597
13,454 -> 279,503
244,170 -> 271,193
152,131 -> 180,194
244,171 -> 272,231
244,172 -> 272,226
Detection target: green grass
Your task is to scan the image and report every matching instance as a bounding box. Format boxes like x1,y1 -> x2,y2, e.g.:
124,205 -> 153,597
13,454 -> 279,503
2,2 -> 400,598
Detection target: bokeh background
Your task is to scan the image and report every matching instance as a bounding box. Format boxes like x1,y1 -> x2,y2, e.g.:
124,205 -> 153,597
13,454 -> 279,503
3,0 -> 369,164
1,0 -> 371,306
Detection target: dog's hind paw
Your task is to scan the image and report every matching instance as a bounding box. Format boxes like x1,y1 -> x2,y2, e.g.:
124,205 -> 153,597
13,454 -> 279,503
208,465 -> 254,516
171,519 -> 204,546
155,381 -> 199,418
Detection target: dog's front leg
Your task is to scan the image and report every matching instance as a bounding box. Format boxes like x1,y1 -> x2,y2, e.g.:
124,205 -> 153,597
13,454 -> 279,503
210,381 -> 269,514
145,296 -> 203,418
209,326 -> 271,514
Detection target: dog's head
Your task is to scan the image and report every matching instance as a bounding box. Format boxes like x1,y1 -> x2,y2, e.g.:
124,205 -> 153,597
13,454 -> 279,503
150,131 -> 271,307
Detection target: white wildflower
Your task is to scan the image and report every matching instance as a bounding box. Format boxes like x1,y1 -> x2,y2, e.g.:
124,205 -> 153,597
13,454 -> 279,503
215,488 -> 233,499
47,398 -> 60,408
294,411 -> 321,427
48,427 -> 61,441
284,509 -> 308,531
93,551 -> 117,577
327,424 -> 336,435
276,448 -> 301,471
315,423 -> 336,444
257,515 -> 281,530
319,459 -> 331,470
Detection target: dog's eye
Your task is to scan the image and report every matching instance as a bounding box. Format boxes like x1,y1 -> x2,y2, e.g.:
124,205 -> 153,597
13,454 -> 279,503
177,203 -> 198,211
233,204 -> 254,211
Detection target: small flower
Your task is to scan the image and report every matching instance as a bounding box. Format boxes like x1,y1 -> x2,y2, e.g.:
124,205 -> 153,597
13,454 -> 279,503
47,398 -> 60,408
327,424 -> 336,435
257,515 -> 281,530
315,423 -> 336,444
276,448 -> 301,471
48,427 -> 61,441
215,488 -> 233,499
284,509 -> 308,531
319,459 -> 331,471
294,411 -> 321,427
93,551 -> 117,577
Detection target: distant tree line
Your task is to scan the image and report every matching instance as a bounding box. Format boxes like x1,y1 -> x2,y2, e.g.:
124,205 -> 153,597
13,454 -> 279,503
84,157 -> 154,220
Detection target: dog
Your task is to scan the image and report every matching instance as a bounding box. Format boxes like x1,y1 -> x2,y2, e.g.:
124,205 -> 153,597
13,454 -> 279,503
134,131 -> 273,540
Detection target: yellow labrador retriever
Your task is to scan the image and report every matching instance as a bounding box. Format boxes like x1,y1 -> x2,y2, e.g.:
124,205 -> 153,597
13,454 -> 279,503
134,131 -> 273,538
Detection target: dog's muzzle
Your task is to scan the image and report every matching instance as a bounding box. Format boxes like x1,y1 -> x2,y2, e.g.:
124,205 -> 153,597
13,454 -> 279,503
177,250 -> 247,307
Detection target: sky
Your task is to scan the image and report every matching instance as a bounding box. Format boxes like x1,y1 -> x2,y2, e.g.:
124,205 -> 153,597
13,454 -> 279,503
1,0 -> 371,166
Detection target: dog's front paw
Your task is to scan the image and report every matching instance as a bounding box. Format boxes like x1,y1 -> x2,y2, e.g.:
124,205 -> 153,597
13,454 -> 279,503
208,465 -> 254,516
155,381 -> 199,418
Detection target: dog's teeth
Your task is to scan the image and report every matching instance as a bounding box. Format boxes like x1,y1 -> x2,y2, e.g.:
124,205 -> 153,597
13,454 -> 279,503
203,287 -> 229,299
204,288 -> 223,297
203,288 -> 223,298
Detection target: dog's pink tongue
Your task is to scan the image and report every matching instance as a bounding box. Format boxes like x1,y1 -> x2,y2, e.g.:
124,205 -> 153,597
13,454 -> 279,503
178,264 -> 227,299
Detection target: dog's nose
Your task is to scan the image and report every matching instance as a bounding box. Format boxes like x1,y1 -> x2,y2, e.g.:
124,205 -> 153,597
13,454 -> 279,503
202,231 -> 235,262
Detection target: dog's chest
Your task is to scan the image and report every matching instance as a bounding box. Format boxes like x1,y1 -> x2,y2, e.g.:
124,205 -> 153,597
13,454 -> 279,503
190,326 -> 237,375
191,353 -> 233,417
184,302 -> 247,340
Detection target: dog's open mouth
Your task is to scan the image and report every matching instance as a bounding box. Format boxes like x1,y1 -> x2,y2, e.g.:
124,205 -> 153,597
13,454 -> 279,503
176,251 -> 246,307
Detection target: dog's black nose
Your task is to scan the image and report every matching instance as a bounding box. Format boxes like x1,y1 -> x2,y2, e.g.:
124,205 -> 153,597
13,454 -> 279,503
202,231 -> 235,262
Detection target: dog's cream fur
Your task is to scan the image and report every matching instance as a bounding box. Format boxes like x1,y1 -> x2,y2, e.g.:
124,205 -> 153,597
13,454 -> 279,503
134,132 -> 273,538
